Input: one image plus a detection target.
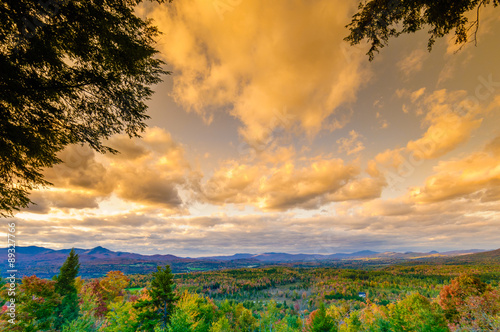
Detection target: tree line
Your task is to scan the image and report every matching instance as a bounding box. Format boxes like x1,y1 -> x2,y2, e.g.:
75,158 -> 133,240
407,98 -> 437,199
1,250 -> 500,331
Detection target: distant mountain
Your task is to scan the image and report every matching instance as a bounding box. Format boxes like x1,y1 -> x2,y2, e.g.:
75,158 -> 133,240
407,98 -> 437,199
0,246 -> 201,279
87,246 -> 113,255
8,246 -> 55,255
440,249 -> 486,256
199,253 -> 255,261
443,248 -> 500,263
327,250 -> 380,259
1,246 -> 496,279
200,250 -> 381,262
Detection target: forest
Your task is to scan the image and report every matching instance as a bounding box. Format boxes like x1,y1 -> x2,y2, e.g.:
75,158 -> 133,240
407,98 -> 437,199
1,250 -> 500,331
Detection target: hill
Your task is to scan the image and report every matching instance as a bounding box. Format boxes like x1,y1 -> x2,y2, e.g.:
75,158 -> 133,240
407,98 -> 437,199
444,248 -> 500,264
1,246 -> 496,279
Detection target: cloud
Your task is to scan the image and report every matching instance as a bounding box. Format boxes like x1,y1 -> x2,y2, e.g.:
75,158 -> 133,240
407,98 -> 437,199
146,0 -> 370,145
337,130 -> 365,155
202,161 -> 261,204
406,89 -> 483,159
327,177 -> 386,202
397,49 -> 429,77
359,198 -> 414,217
25,190 -> 99,214
410,88 -> 426,103
37,127 -> 197,213
201,154 -> 384,211
257,159 -> 358,210
43,145 -> 113,195
105,128 -> 194,209
13,203 -> 500,255
375,148 -> 406,169
409,135 -> 500,203
373,89 -> 487,179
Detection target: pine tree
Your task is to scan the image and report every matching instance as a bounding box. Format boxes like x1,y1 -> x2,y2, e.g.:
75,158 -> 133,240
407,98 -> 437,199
135,265 -> 179,331
54,248 -> 81,329
306,302 -> 336,332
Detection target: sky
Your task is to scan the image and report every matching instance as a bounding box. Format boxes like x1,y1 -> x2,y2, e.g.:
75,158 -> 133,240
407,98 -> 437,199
8,0 -> 500,256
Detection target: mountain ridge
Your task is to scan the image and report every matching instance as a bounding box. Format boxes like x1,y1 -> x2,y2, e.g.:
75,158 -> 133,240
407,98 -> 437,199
2,246 -> 497,279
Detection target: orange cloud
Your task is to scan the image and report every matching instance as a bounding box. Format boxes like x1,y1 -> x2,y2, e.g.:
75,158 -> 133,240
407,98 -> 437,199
410,135 -> 500,203
373,89 -> 487,180
397,49 -> 429,77
147,0 -> 370,145
328,177 -> 386,202
202,155 -> 384,211
38,127 -> 197,213
337,130 -> 365,155
406,89 -> 483,159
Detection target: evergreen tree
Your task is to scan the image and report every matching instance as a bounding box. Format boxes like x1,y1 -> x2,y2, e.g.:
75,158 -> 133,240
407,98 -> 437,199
135,265 -> 179,331
54,248 -> 80,329
306,302 -> 336,332
61,315 -> 99,332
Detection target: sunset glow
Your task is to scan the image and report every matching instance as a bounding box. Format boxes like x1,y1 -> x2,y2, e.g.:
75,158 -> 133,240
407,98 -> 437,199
12,0 -> 500,256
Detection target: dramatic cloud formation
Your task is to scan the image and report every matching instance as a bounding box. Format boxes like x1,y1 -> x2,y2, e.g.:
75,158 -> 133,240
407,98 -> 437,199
31,127 -> 197,214
406,89 -> 484,159
201,153 -> 384,211
10,2 -> 500,255
12,202 -> 500,255
410,135 -> 500,203
374,88 -> 489,180
147,0 -> 369,146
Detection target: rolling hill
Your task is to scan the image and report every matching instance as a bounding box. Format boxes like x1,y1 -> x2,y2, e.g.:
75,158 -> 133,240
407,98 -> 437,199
1,246 -> 496,279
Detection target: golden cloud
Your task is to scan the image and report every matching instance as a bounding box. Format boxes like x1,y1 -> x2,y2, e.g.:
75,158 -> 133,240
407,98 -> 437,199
38,127 -> 197,213
406,89 -> 483,159
397,49 -> 429,78
410,135 -> 500,203
26,190 -> 99,214
202,155 -> 384,211
374,89 -> 487,177
327,177 -> 386,202
147,0 -> 369,145
337,130 -> 365,155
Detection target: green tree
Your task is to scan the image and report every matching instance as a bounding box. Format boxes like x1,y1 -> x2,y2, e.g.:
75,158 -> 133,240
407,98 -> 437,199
135,265 -> 179,331
260,300 -> 281,331
236,307 -> 258,332
305,303 -> 337,332
166,291 -> 216,332
61,315 -> 99,332
345,0 -> 499,60
389,293 -> 448,332
102,301 -> 138,332
209,316 -> 231,332
167,310 -> 196,332
342,311 -> 362,332
54,248 -> 81,329
0,0 -> 171,216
